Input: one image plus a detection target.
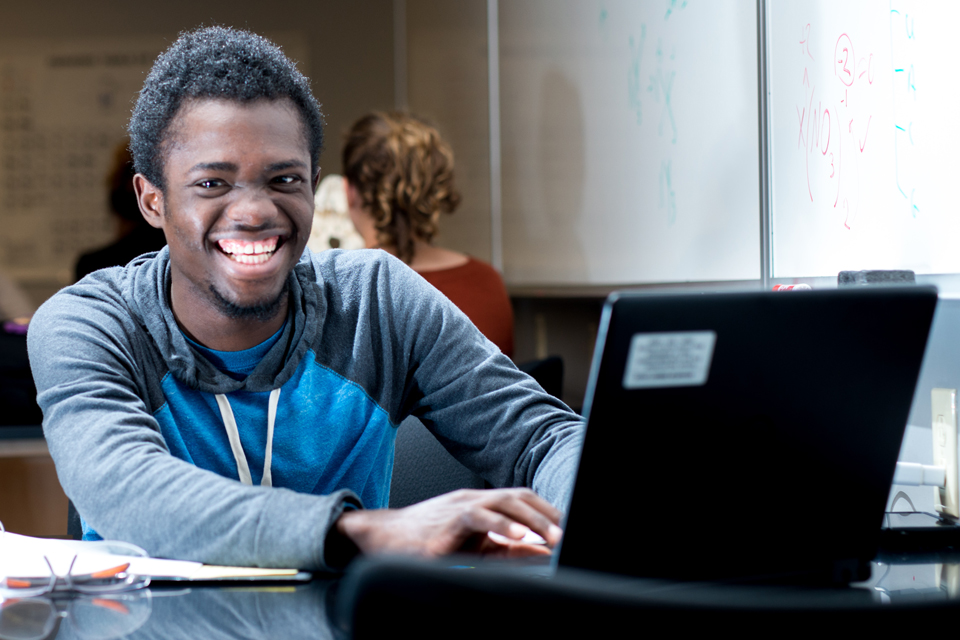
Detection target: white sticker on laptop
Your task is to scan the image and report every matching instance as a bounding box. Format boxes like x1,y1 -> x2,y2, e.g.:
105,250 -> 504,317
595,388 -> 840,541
622,331 -> 717,389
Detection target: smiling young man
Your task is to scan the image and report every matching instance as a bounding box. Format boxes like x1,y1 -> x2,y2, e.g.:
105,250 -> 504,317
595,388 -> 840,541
27,27 -> 583,570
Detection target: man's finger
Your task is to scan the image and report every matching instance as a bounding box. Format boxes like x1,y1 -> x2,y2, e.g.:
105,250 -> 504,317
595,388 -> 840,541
477,491 -> 564,546
514,488 -> 564,523
480,534 -> 552,558
487,530 -> 546,546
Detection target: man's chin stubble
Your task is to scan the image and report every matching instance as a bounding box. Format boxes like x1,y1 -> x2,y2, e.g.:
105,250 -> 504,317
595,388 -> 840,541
209,281 -> 289,323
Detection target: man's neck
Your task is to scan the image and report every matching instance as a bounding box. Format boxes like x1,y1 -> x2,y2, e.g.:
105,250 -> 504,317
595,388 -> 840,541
173,294 -> 288,352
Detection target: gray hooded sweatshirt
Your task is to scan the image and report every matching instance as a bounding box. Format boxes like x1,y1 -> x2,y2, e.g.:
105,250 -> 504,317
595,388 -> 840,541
27,247 -> 583,570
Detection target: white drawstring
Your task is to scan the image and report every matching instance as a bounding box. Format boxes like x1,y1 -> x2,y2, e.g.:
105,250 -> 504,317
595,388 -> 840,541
263,388 -> 279,487
214,388 -> 281,487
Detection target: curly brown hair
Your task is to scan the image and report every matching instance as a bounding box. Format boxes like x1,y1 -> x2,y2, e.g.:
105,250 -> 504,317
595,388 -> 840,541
342,112 -> 461,264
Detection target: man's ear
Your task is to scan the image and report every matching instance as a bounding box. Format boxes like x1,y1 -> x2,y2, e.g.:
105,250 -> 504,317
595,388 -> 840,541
312,168 -> 322,193
134,174 -> 165,229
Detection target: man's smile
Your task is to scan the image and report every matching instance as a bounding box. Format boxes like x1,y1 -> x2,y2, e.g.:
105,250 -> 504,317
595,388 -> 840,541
216,236 -> 283,265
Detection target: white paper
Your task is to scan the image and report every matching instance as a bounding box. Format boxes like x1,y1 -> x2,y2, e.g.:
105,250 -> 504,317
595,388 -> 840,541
0,532 -> 300,582
0,532 -> 201,580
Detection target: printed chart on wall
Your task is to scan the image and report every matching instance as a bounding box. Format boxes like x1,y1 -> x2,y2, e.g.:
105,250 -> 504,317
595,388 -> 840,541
499,0 -> 760,286
0,37 -> 165,285
767,0 -> 960,278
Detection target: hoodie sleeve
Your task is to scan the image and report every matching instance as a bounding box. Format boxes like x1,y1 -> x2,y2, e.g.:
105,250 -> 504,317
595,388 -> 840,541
28,282 -> 357,570
349,254 -> 586,511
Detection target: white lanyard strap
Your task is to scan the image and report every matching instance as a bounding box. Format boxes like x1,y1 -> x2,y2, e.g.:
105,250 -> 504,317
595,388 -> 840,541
214,389 -> 280,487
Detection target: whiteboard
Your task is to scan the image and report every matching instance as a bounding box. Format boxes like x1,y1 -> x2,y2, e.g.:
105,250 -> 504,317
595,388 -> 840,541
767,0 -> 960,278
498,0 -> 760,286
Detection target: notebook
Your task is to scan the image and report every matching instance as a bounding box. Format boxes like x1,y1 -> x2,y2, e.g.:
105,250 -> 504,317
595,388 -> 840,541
555,286 -> 938,584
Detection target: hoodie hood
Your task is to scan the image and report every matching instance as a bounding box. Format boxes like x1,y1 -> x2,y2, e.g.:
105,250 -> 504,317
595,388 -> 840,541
126,247 -> 323,393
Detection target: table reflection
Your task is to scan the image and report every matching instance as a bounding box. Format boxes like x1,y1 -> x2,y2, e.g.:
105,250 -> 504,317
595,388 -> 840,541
869,555 -> 960,603
0,579 -> 343,640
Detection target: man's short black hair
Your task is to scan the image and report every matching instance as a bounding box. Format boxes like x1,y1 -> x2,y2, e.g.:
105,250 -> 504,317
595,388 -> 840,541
129,26 -> 323,191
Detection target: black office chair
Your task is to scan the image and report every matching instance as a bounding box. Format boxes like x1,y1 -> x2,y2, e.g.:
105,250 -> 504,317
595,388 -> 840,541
516,355 -> 564,401
0,329 -> 43,426
389,416 -> 486,508
388,356 -> 564,508
339,556 -> 955,638
67,500 -> 82,540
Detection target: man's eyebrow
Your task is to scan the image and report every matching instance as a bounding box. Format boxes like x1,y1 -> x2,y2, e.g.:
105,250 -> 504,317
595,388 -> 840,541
189,161 -> 238,173
266,160 -> 309,172
186,160 -> 308,173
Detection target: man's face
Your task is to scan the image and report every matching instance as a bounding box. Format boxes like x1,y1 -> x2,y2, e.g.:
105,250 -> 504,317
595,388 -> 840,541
140,98 -> 315,326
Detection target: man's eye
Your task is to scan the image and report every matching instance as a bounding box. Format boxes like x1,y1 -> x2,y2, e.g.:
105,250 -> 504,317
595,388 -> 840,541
273,175 -> 302,185
197,179 -> 225,189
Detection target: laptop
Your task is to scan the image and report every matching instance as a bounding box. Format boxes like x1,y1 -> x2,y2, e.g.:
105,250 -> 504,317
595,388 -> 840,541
554,286 -> 938,584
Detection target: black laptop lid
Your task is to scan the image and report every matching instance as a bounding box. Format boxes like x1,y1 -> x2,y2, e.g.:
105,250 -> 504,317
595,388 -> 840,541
558,287 -> 937,583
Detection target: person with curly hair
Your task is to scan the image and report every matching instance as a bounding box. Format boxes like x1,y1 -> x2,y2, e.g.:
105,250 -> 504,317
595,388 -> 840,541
343,112 -> 514,356
27,26 -> 582,570
74,140 -> 167,281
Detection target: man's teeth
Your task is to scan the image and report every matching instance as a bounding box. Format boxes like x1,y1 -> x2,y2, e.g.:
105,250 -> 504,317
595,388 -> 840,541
230,253 -> 272,265
218,237 -> 279,264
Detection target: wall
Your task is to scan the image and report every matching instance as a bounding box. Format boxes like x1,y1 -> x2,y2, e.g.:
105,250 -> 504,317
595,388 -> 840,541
512,297 -> 603,411
406,0 -> 492,263
0,0 -> 395,159
0,441 -> 68,536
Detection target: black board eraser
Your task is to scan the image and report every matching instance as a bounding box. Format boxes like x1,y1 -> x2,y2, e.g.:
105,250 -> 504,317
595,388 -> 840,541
838,270 -> 916,286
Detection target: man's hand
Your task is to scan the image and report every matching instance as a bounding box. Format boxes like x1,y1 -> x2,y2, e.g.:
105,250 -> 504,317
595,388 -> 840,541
335,488 -> 564,558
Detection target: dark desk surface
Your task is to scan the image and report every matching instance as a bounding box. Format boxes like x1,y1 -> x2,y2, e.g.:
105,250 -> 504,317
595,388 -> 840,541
0,552 -> 949,639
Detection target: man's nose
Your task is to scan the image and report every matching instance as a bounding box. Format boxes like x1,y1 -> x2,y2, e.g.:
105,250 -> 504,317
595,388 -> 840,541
224,186 -> 279,228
